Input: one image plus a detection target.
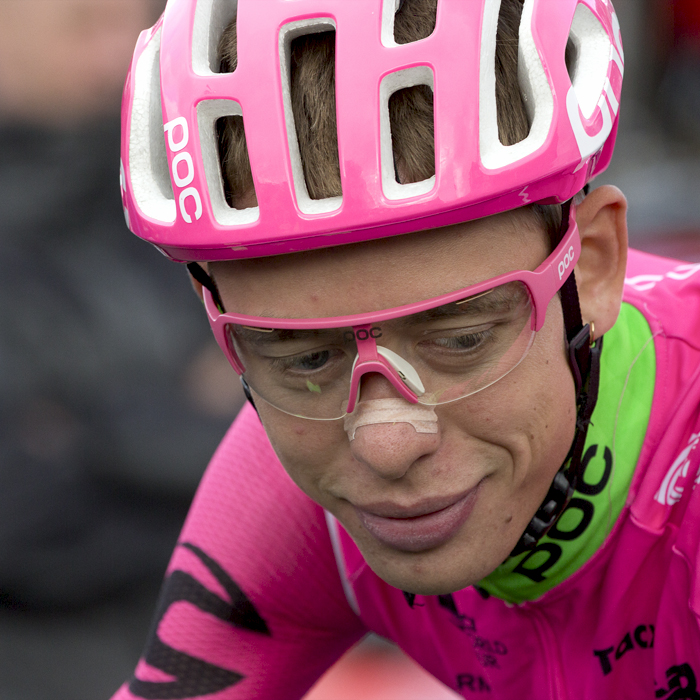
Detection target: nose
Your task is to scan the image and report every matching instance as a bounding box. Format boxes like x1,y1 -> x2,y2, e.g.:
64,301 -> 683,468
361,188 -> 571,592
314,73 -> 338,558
347,374 -> 440,480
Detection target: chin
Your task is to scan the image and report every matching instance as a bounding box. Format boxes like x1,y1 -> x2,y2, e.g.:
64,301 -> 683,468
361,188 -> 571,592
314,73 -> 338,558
362,543 -> 498,597
377,563 -> 480,596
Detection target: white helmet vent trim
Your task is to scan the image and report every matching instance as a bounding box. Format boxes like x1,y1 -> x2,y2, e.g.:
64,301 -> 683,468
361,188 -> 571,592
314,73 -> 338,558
568,3 -> 612,120
279,19 -> 343,216
381,0 -> 404,47
479,0 -> 554,172
129,26 -> 176,224
380,66 -> 436,201
192,0 -> 239,76
197,100 -> 260,227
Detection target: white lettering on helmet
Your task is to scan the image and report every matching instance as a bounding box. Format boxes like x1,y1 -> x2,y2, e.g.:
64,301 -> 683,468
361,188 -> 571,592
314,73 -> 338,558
567,88 -> 614,163
179,187 -> 203,224
172,151 -> 195,188
163,117 -> 203,223
567,7 -> 624,164
164,117 -> 189,152
558,246 -> 576,280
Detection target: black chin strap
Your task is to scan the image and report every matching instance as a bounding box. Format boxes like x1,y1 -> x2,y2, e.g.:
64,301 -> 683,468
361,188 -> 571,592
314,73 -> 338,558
510,199 -> 603,558
186,262 -> 260,413
187,262 -> 225,311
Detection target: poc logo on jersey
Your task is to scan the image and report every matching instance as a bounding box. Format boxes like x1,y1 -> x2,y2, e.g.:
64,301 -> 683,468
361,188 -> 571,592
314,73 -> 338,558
558,246 -> 575,280
164,117 -> 203,224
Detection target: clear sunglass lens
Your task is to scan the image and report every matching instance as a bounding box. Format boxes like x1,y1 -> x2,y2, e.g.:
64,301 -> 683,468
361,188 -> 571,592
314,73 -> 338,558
402,281 -> 535,404
225,281 -> 535,419
227,325 -> 357,419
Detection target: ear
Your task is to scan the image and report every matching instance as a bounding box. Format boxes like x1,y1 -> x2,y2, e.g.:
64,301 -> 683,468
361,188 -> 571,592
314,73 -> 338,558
573,185 -> 628,338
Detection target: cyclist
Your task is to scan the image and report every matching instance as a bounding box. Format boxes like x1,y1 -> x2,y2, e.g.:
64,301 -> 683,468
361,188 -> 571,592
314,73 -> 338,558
113,0 -> 700,697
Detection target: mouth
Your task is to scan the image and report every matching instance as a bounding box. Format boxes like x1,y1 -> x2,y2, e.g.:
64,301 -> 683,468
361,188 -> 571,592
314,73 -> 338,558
353,485 -> 482,553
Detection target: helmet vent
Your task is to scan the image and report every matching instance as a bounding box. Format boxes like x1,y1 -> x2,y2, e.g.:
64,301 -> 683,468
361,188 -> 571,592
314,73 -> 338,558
192,0 -> 239,75
279,20 -> 343,215
216,115 -> 257,210
388,85 -> 436,185
382,0 -> 438,47
380,67 -> 436,200
198,100 -> 259,226
129,26 -> 176,224
480,0 -> 554,171
565,37 -> 579,85
567,4 -> 612,120
495,0 -> 530,146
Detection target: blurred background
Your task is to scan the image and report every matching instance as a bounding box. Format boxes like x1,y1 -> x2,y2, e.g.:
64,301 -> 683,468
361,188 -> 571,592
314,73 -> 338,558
0,1 -> 245,697
0,1 -> 697,699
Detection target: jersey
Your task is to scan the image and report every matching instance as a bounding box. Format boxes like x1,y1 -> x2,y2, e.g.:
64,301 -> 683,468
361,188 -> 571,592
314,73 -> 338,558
111,249 -> 700,700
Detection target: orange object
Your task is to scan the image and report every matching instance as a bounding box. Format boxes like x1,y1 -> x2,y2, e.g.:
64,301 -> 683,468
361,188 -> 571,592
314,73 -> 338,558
304,637 -> 461,700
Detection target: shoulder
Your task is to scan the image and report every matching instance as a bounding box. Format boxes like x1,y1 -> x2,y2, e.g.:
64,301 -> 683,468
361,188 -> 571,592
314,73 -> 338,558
621,251 -> 700,559
174,404 -> 355,628
620,250 -> 700,482
113,405 -> 366,700
188,403 -> 314,541
623,248 -> 700,349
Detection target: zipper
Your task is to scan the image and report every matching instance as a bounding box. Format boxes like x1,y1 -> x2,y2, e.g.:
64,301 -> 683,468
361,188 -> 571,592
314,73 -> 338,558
528,606 -> 569,699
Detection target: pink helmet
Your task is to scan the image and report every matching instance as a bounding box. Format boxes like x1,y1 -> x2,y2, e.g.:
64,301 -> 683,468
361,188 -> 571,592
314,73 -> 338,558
120,0 -> 624,263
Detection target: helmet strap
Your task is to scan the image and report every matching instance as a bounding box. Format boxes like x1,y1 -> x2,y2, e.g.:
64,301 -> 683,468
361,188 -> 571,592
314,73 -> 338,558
186,262 -> 260,413
240,377 -> 259,415
510,197 -> 603,557
186,262 -> 225,312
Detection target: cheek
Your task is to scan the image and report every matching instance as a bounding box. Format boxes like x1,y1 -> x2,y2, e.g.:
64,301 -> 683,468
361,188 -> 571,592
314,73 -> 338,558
464,297 -> 576,482
515,299 -> 578,474
257,404 -> 348,499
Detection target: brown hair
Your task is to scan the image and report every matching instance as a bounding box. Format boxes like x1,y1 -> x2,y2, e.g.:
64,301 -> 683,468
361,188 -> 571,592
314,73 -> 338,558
218,0 -> 568,235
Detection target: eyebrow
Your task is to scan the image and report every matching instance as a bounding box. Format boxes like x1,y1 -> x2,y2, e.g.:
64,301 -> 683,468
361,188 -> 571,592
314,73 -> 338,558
394,285 -> 525,327
232,284 -> 527,340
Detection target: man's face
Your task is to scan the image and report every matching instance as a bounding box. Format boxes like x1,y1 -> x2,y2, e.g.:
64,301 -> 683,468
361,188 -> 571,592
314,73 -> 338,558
212,210 -> 577,595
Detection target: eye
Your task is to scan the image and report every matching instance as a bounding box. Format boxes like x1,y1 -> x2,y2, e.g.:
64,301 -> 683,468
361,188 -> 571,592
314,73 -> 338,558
295,350 -> 332,371
427,329 -> 490,351
272,347 -> 345,374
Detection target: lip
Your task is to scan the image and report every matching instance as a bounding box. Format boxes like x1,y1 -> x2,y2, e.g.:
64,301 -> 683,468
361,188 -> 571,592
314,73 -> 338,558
353,485 -> 482,553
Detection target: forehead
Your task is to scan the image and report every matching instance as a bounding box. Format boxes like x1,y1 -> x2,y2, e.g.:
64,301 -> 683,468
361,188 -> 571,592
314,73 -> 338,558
211,210 -> 548,318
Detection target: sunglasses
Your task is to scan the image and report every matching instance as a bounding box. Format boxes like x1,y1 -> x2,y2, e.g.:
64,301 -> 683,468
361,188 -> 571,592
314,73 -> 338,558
203,208 -> 580,420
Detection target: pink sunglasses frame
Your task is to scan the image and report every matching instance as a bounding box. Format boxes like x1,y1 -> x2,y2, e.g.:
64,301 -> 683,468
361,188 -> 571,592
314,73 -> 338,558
203,209 -> 581,415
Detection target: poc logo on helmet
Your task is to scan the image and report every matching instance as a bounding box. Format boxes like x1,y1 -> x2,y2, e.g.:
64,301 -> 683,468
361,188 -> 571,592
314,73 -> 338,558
164,117 -> 203,224
558,246 -> 576,280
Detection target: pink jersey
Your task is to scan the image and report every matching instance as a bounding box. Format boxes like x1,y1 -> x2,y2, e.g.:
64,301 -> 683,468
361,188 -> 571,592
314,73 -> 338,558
112,249 -> 700,700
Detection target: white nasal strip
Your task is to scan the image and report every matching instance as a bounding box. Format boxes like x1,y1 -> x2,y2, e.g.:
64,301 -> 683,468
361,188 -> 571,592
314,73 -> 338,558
344,399 -> 438,441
